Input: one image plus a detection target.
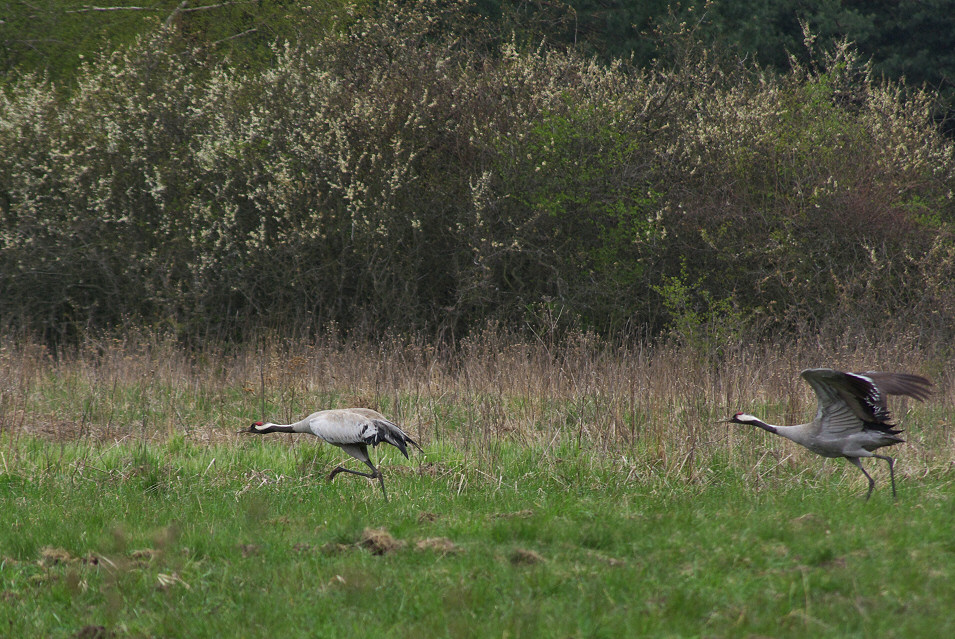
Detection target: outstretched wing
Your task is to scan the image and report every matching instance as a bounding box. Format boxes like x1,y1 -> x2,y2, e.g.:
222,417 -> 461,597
800,368 -> 930,437
861,372 -> 933,402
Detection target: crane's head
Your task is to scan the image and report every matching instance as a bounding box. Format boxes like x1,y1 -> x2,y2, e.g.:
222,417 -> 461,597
722,412 -> 761,425
247,421 -> 270,433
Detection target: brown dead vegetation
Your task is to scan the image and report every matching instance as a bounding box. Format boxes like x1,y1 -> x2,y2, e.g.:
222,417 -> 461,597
415,537 -> 460,554
1,330 -> 952,487
358,528 -> 406,555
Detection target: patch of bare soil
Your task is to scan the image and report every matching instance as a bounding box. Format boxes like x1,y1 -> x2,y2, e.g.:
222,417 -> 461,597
72,626 -> 115,639
415,537 -> 460,554
491,509 -> 534,519
37,547 -> 99,568
358,527 -> 406,555
509,548 -> 544,565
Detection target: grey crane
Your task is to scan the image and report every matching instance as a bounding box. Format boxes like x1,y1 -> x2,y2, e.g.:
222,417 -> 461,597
724,368 -> 933,499
245,408 -> 422,502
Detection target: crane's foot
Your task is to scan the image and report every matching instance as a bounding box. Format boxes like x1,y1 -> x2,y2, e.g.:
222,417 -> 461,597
376,470 -> 389,503
877,454 -> 898,500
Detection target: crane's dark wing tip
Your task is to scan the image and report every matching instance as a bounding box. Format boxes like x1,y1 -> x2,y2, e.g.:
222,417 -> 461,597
393,434 -> 425,458
863,372 -> 934,402
367,419 -> 424,458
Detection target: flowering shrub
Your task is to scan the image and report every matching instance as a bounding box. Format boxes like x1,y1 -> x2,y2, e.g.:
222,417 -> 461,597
1,1 -> 953,342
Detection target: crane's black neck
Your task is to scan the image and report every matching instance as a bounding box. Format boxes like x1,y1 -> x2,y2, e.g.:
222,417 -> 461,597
743,417 -> 778,434
250,422 -> 295,434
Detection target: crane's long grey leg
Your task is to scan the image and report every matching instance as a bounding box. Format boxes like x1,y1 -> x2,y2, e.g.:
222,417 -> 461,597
327,462 -> 388,502
373,467 -> 388,502
328,466 -> 376,480
847,457 -> 876,501
362,458 -> 388,502
872,454 -> 897,499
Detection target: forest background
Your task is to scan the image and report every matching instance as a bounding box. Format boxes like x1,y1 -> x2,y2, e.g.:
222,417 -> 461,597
2,0 -> 955,346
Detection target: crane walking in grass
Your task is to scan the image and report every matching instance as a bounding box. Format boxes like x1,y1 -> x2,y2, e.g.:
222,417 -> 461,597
723,368 -> 933,499
246,408 -> 422,502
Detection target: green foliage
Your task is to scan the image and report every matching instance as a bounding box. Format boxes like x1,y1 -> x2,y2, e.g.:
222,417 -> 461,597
0,0 -> 363,85
653,260 -> 745,353
697,0 -> 955,111
485,97 -> 664,330
6,0 -> 955,114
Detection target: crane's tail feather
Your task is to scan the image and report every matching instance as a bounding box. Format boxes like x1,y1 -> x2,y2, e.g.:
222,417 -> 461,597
369,420 -> 423,458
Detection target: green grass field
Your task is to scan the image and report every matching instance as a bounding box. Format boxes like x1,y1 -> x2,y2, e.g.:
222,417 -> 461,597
1,335 -> 952,637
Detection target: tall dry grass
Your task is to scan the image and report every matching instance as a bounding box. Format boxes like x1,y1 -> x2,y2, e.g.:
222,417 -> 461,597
1,329 -> 951,488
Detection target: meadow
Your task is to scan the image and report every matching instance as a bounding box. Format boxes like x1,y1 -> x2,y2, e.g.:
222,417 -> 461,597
1,331 -> 953,638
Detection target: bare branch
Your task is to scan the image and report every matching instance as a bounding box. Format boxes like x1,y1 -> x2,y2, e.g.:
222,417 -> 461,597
210,27 -> 258,47
64,6 -> 158,13
164,1 -> 190,29
163,1 -> 253,28
181,1 -> 256,13
61,2 -> 255,20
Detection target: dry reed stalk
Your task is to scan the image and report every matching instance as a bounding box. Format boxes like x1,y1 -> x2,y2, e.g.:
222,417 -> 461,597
0,329 -> 950,483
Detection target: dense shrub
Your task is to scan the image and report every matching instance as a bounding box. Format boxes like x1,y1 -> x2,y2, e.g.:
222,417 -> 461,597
1,0 -> 953,343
